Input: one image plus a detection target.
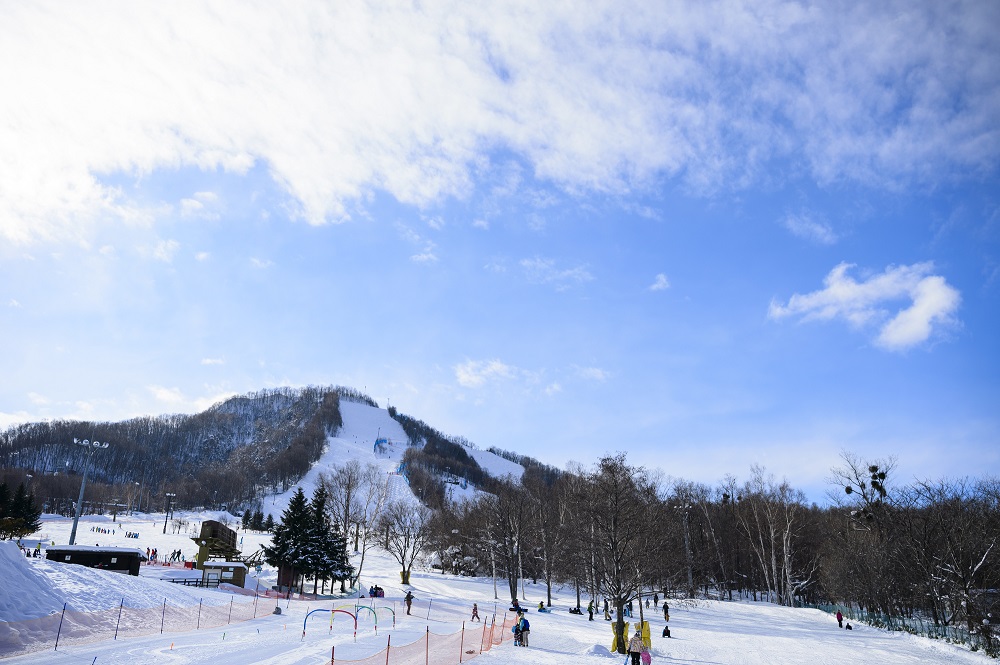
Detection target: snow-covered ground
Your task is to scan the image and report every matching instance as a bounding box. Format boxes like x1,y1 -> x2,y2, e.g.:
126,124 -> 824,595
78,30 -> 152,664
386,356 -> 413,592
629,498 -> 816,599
1,512 -> 991,664
1,403 -> 990,663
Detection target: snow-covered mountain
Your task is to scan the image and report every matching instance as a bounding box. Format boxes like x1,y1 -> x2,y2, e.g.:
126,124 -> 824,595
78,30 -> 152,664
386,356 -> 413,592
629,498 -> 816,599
264,400 -> 527,518
0,386 -> 525,516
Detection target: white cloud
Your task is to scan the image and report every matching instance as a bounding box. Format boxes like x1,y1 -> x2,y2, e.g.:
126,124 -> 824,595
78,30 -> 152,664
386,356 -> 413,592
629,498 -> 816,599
472,219 -> 490,230
649,273 -> 670,291
140,239 -> 179,262
545,382 -> 562,396
576,366 -> 610,381
147,385 -> 236,414
455,359 -> 518,388
7,298 -> 20,307
180,198 -> 204,215
250,257 -> 273,269
195,251 -> 210,261
769,262 -> 961,350
521,257 -> 593,290
397,224 -> 439,263
148,385 -> 186,405
201,358 -> 225,366
0,410 -> 33,430
782,212 -> 837,245
2,3 -> 997,244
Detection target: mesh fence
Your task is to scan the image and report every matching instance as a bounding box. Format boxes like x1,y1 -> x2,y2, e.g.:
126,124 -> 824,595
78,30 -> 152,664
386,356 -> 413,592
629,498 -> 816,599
807,602 -> 997,656
328,615 -> 518,665
1,596 -> 519,664
0,593 -> 276,658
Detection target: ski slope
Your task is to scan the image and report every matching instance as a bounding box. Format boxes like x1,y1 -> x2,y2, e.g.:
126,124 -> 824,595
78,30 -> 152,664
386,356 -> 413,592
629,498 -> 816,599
1,527 -> 990,665
2,402 -> 989,664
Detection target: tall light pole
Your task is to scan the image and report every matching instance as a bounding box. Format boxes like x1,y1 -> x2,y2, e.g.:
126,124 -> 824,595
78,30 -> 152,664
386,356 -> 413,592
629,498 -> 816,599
163,493 -> 176,534
68,438 -> 110,546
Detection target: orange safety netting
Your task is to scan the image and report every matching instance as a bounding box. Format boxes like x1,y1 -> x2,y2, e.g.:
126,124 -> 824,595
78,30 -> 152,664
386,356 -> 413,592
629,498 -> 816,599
0,594 -> 275,658
1,602 -> 520,663
329,615 -> 519,665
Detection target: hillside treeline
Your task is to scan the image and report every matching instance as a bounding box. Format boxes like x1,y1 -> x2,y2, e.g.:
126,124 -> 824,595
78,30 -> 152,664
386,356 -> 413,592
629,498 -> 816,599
0,386 -> 373,514
427,452 -> 999,653
388,406 -> 489,509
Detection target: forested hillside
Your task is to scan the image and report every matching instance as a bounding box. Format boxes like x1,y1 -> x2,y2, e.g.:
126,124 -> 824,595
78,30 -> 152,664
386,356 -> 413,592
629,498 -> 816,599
0,386 -> 373,513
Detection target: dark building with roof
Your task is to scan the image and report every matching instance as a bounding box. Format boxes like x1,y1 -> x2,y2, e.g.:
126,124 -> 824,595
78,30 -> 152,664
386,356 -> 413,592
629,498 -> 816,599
45,545 -> 147,575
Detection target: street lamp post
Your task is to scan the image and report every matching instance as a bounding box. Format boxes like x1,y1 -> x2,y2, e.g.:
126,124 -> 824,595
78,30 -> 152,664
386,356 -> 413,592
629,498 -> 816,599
68,438 -> 110,546
163,493 -> 177,534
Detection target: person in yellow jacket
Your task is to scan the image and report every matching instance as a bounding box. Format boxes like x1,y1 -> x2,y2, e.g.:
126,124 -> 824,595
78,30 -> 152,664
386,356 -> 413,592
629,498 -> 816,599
627,627 -> 646,665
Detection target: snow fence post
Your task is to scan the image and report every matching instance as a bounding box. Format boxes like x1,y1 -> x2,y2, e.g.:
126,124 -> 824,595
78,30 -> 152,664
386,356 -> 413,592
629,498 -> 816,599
330,644 -> 334,664
228,598 -> 233,624
459,621 -> 465,663
197,599 -> 203,630
384,634 -> 391,665
480,616 -> 488,653
54,602 -> 67,651
114,597 -> 124,640
160,598 -> 167,634
425,626 -> 429,665
426,599 -> 432,620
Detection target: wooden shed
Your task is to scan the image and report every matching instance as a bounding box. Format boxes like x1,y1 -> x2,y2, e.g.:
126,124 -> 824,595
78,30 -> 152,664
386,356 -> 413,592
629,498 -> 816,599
45,545 -> 147,576
200,560 -> 247,587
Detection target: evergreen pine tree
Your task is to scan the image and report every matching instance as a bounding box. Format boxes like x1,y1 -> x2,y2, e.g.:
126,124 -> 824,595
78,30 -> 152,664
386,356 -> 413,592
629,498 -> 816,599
263,513 -> 275,532
252,508 -> 264,531
241,509 -> 252,531
302,484 -> 354,593
15,483 -> 42,537
0,482 -> 41,540
263,488 -> 310,590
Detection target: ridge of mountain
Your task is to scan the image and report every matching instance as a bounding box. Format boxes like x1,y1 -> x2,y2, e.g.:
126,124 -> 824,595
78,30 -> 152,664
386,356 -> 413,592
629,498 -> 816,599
0,385 -> 523,514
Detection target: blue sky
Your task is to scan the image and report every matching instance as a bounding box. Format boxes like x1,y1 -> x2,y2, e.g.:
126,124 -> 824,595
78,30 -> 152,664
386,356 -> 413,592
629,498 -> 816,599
1,1 -> 998,502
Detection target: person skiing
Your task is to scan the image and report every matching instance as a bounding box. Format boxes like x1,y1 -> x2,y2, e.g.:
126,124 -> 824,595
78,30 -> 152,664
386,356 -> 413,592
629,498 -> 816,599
404,591 -> 414,615
663,601 -> 669,622
471,603 -> 480,622
587,599 -> 594,621
627,627 -> 646,665
836,610 -> 843,628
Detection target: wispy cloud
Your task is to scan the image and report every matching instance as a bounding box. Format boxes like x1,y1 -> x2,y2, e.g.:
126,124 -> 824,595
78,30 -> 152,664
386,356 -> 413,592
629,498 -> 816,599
147,385 -> 186,405
649,273 -> 670,291
782,212 -> 837,245
140,239 -> 180,263
201,358 -> 225,366
455,359 -> 518,388
3,3 -> 996,244
250,257 -> 273,269
521,257 -> 593,290
769,262 -> 961,350
576,366 -> 610,381
397,224 -> 438,263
